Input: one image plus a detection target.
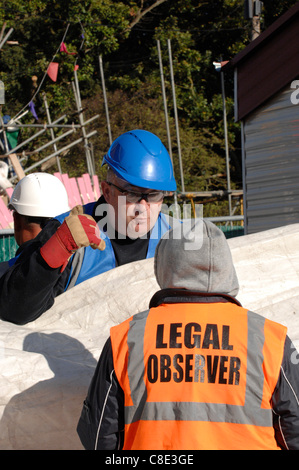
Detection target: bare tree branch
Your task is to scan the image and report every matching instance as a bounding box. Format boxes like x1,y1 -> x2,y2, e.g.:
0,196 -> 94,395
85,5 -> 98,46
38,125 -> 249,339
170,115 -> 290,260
128,0 -> 169,29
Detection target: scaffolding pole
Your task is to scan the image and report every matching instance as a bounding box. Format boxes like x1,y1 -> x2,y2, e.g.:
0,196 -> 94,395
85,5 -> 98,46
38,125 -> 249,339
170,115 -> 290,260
0,27 -> 13,50
1,114 -> 67,158
0,66 -> 99,183
167,39 -> 185,193
24,130 -> 98,173
99,55 -> 112,146
73,69 -> 95,176
42,92 -> 62,173
157,39 -> 180,218
220,66 -> 232,218
157,40 -> 173,166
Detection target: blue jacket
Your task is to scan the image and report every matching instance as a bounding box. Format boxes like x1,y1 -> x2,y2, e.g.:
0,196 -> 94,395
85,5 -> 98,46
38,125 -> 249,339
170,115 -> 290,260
0,203 -> 172,289
0,202 -> 174,324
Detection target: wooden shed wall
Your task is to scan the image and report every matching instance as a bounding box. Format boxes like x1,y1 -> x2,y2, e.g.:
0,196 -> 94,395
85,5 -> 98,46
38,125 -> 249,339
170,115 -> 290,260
243,83 -> 299,234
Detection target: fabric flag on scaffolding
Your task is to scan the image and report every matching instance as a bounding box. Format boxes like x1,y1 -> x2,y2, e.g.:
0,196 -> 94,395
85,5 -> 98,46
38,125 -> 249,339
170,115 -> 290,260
29,101 -> 38,120
47,62 -> 59,82
60,42 -> 76,55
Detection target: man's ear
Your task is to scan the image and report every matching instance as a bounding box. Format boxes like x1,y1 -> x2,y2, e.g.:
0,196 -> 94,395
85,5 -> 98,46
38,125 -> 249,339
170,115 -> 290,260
13,211 -> 27,246
13,211 -> 24,231
101,181 -> 111,203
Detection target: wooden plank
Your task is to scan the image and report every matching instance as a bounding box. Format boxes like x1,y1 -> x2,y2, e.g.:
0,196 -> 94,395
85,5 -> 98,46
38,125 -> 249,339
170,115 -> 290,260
61,173 -> 77,209
8,153 -> 25,181
5,187 -> 14,198
92,174 -> 101,199
77,177 -> 90,204
0,197 -> 13,228
54,172 -> 63,182
69,177 -> 82,207
82,173 -> 95,202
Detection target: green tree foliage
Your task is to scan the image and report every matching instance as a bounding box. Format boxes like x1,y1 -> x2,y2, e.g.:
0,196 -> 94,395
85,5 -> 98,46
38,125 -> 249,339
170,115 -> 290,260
0,0 -> 298,217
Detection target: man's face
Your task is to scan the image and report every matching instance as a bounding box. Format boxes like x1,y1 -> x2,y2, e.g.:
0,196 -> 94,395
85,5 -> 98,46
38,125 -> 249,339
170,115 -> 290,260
101,175 -> 164,238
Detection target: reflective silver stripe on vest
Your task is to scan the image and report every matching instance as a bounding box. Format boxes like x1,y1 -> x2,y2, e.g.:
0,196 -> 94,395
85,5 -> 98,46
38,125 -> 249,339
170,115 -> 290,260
65,248 -> 85,290
125,309 -> 273,427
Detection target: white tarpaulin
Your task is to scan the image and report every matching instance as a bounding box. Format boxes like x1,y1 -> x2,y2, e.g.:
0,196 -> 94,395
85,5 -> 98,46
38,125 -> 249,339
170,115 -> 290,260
0,223 -> 298,450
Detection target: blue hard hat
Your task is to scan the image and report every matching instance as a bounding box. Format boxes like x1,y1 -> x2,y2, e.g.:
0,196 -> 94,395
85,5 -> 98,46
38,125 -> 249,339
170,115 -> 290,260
102,129 -> 177,191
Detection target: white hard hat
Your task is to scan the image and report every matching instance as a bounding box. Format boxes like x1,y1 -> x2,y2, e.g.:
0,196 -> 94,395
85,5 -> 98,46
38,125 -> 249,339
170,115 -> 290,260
9,173 -> 70,218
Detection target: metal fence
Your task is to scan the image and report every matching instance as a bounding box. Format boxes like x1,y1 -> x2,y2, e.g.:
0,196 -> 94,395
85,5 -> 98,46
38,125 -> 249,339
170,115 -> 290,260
219,225 -> 244,238
0,230 -> 18,262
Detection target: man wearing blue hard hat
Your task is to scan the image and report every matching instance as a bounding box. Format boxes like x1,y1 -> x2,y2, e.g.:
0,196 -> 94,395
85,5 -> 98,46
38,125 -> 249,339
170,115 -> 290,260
0,130 -> 177,325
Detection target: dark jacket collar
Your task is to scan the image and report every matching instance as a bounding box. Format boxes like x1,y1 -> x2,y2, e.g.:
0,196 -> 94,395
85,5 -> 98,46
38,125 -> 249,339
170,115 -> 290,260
149,288 -> 242,309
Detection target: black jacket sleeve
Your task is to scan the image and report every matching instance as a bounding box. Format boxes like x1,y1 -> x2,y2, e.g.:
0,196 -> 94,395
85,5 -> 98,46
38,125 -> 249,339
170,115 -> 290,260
272,335 -> 299,450
77,337 -> 124,450
0,219 -> 71,325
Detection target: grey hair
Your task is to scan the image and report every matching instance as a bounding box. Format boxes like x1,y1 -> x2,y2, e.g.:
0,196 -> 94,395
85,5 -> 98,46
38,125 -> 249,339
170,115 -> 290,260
105,167 -> 115,183
106,166 -> 127,186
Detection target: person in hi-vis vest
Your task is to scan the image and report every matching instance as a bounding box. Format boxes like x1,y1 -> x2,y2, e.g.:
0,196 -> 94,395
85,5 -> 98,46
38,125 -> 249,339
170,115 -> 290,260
77,219 -> 299,450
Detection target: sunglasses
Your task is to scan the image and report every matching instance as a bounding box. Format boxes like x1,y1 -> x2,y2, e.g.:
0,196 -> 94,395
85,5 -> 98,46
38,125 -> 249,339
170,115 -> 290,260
107,182 -> 165,203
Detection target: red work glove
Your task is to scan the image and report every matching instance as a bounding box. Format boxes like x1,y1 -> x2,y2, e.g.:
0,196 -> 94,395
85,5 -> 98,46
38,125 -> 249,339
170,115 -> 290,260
40,205 -> 105,271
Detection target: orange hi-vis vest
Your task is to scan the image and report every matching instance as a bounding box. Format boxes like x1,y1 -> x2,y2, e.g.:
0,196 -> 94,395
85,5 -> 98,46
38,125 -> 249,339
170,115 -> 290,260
110,300 -> 287,450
